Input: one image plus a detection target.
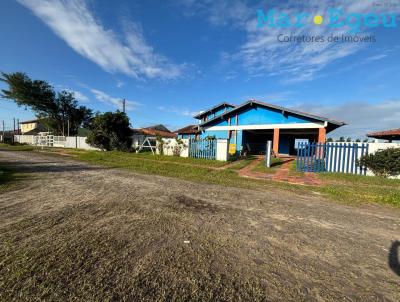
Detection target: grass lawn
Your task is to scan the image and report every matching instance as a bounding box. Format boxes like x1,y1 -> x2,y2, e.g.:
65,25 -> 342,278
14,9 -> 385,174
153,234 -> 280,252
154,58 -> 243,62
0,143 -> 399,207
317,173 -> 400,207
251,157 -> 284,174
0,142 -> 37,151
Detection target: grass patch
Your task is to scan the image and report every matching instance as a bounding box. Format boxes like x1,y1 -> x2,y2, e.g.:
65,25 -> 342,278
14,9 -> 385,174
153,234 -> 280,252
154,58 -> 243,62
0,142 -> 36,151
316,172 -> 400,207
79,150 -> 227,168
288,160 -> 304,177
252,157 -> 283,174
226,156 -> 257,170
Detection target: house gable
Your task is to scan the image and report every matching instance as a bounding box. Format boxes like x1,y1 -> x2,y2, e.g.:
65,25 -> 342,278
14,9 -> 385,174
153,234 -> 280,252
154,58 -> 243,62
194,102 -> 235,121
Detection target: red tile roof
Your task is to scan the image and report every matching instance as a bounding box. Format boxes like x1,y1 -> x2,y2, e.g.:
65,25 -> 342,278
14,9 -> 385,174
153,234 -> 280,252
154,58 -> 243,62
175,125 -> 200,134
367,128 -> 400,138
133,128 -> 176,138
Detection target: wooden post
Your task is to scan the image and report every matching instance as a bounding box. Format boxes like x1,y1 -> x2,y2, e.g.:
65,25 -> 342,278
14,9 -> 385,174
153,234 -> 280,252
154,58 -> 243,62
273,128 -> 280,156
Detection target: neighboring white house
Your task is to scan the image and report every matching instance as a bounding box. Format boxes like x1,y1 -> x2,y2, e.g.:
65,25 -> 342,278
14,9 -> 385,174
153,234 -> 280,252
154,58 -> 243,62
19,119 -> 46,134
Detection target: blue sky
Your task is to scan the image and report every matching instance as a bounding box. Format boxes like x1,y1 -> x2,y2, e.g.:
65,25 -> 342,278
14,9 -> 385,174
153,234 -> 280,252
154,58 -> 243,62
0,0 -> 399,138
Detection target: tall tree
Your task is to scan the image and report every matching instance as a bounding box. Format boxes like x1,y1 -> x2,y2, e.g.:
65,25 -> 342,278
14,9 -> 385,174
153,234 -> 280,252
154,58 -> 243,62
0,72 -> 92,135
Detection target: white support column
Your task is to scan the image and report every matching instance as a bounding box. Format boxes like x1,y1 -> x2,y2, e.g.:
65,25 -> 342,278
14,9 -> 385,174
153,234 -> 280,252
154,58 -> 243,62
216,139 -> 229,161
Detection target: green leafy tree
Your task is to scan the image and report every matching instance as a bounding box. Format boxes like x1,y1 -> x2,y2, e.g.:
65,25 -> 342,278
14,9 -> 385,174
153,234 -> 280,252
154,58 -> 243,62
358,148 -> 400,177
346,137 -> 352,142
86,111 -> 133,151
363,138 -> 369,143
326,137 -> 334,142
355,139 -> 361,142
0,72 -> 92,135
337,136 -> 345,142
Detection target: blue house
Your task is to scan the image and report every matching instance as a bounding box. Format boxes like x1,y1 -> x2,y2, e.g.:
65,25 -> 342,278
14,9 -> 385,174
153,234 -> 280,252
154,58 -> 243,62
177,100 -> 345,156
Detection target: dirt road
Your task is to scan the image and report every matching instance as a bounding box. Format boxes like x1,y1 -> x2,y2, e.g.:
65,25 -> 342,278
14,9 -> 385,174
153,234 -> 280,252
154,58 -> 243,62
0,150 -> 399,301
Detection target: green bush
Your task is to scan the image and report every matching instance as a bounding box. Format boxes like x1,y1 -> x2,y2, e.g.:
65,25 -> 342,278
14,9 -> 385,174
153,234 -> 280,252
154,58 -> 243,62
86,111 -> 133,151
358,148 -> 400,177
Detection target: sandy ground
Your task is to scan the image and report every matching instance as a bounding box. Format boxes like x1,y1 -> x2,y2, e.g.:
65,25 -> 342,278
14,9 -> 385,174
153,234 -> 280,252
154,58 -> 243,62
0,150 -> 399,301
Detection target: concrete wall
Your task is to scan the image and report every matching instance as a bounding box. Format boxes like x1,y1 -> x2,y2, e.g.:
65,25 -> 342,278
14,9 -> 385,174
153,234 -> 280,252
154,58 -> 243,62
65,136 -> 98,150
14,135 -> 35,144
216,139 -> 229,161
157,138 -> 189,157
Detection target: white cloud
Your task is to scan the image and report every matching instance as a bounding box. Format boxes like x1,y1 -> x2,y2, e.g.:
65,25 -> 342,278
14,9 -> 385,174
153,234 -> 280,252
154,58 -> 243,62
297,100 -> 400,139
116,81 -> 125,88
66,90 -> 89,103
18,0 -> 184,80
90,88 -> 141,111
157,106 -> 199,117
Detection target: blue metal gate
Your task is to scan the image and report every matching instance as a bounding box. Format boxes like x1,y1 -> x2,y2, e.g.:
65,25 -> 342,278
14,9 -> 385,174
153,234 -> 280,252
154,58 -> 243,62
296,143 -> 369,175
189,139 -> 216,159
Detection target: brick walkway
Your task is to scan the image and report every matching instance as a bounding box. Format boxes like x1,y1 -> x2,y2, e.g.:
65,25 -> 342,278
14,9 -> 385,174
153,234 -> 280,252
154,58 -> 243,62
236,156 -> 322,186
272,158 -> 322,186
237,156 -> 274,180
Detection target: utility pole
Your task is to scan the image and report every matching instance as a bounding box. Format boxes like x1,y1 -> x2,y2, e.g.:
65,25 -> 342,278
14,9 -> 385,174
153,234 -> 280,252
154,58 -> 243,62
122,98 -> 126,113
67,119 -> 70,137
17,119 -> 19,134
13,118 -> 15,134
2,120 -> 4,142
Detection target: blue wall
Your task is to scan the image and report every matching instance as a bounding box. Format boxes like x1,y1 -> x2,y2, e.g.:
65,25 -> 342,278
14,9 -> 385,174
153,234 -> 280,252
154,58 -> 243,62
237,106 -> 311,125
203,105 -> 314,128
205,107 -> 232,121
279,135 -> 290,154
201,130 -> 229,139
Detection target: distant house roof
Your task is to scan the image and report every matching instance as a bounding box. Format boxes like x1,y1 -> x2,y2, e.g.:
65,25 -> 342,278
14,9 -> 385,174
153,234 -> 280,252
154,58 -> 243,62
199,100 -> 346,130
143,124 -> 171,133
132,124 -> 176,138
367,128 -> 400,140
19,119 -> 39,124
193,102 -> 236,119
175,125 -> 200,134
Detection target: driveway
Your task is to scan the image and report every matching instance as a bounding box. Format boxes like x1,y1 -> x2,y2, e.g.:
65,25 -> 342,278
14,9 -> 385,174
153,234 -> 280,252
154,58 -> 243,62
0,150 -> 399,301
